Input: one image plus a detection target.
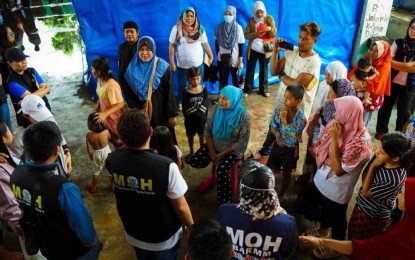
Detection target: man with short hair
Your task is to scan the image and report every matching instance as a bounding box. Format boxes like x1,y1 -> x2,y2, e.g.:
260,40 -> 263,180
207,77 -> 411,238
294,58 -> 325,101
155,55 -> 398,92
10,121 -> 102,259
256,22 -> 322,157
5,47 -> 51,123
272,21 -> 322,120
106,109 -> 193,259
118,21 -> 139,108
186,219 -> 233,260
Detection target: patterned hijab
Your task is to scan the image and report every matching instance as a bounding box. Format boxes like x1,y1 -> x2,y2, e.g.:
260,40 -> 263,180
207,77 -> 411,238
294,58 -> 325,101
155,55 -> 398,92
252,1 -> 266,23
124,36 -> 169,101
212,86 -> 246,140
320,78 -> 356,126
315,96 -> 372,168
176,7 -> 205,44
215,6 -> 238,50
237,160 -> 286,220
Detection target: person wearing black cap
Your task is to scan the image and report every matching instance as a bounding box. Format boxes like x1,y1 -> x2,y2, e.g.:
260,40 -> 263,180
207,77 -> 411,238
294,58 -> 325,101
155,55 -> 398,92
118,20 -> 139,108
216,159 -> 299,260
5,47 -> 51,124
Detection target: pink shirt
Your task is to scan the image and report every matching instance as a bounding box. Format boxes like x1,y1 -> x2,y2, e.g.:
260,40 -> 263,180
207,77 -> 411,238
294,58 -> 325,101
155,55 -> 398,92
0,162 -> 21,233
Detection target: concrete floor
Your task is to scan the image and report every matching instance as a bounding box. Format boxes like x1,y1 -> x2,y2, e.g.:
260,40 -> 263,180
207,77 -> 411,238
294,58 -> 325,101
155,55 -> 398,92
26,73 -> 396,260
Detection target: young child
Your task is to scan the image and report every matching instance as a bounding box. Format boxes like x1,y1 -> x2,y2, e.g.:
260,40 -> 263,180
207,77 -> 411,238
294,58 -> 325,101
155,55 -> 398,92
151,126 -> 183,171
348,132 -> 415,240
266,84 -> 307,201
351,57 -> 380,106
182,66 -> 208,163
86,112 -> 111,193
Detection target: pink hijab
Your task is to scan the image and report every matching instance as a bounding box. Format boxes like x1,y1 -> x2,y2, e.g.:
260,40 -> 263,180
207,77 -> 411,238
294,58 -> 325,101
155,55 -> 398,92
315,96 -> 372,168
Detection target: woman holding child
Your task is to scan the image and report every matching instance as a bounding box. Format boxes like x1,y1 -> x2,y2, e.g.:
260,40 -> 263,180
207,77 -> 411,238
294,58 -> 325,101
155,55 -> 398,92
348,40 -> 391,127
125,36 -> 178,141
302,96 -> 372,259
189,86 -> 250,205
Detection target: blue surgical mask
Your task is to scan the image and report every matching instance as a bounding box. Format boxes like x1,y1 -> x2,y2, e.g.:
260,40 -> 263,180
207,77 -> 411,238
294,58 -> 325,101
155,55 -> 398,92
224,15 -> 234,23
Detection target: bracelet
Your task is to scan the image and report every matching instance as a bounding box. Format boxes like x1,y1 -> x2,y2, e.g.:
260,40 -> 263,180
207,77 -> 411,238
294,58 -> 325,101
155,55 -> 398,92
279,71 -> 286,78
64,149 -> 70,155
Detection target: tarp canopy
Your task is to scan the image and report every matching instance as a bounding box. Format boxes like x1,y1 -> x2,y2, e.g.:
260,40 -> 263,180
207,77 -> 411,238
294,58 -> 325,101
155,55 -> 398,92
71,0 -> 364,99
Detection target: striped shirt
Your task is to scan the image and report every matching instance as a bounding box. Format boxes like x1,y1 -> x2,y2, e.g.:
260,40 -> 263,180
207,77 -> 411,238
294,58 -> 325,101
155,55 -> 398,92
356,166 -> 406,219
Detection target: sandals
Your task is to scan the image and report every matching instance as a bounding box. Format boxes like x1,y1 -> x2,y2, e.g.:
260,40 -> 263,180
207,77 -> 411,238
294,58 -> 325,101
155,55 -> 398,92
301,227 -> 330,238
312,246 -> 340,259
87,182 -> 97,193
185,154 -> 193,164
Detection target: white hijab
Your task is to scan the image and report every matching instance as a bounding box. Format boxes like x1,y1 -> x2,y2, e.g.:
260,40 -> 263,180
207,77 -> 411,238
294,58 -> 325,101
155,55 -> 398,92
252,1 -> 266,23
311,61 -> 348,115
326,61 -> 348,81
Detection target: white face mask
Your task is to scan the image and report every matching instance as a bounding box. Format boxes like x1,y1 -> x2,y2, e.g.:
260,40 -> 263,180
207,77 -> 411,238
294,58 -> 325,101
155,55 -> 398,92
224,15 -> 234,23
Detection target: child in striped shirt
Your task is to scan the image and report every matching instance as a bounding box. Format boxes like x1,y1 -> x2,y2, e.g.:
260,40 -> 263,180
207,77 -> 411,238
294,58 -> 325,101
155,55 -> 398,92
348,132 -> 415,240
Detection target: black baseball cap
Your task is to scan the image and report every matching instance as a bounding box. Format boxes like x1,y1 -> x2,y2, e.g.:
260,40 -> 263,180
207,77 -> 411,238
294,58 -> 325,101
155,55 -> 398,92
5,47 -> 29,62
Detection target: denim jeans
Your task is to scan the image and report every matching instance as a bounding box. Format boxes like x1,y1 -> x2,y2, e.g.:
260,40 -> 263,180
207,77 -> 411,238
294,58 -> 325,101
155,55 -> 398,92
134,240 -> 180,260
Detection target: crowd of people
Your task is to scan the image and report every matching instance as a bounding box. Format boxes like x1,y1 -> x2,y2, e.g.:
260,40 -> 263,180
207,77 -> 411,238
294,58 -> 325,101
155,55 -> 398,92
0,1 -> 414,259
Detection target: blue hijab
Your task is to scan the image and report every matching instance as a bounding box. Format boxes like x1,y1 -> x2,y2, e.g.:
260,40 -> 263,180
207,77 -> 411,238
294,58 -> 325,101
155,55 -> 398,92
124,36 -> 169,101
213,86 -> 247,140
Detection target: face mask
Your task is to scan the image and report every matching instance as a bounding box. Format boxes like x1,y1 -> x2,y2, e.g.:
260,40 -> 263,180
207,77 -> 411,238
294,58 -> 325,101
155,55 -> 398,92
224,15 -> 234,23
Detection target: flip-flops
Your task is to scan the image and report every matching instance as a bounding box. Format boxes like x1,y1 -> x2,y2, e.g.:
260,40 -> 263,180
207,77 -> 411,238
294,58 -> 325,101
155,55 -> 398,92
88,182 -> 97,193
301,227 -> 330,238
312,246 -> 340,259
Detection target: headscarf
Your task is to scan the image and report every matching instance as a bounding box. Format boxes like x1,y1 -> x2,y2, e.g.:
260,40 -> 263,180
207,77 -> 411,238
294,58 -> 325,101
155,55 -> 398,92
352,178 -> 415,259
252,1 -> 266,23
348,40 -> 391,96
320,78 -> 355,126
237,160 -> 286,220
215,6 -> 238,50
312,61 -> 348,115
175,7 -> 205,44
212,86 -> 246,140
326,61 -> 348,81
124,36 -> 169,101
315,96 -> 372,168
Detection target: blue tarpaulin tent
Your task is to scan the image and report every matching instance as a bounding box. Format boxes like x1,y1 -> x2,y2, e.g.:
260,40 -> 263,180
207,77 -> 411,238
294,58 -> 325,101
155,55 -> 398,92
71,0 -> 364,99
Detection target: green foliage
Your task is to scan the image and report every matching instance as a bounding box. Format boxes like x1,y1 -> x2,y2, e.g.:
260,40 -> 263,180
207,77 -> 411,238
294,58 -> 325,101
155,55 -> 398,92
43,15 -> 82,55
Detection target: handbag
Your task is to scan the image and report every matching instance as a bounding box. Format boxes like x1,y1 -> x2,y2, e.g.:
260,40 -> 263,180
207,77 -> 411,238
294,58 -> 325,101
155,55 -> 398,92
220,53 -> 232,68
294,186 -> 322,222
143,57 -> 158,121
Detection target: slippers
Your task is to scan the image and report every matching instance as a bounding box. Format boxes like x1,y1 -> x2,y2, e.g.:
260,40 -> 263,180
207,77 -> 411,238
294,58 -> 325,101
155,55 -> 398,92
312,246 -> 340,259
87,182 -> 97,193
301,227 -> 330,238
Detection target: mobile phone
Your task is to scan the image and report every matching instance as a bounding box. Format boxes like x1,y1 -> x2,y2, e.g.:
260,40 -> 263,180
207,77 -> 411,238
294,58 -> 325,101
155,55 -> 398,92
279,41 -> 294,51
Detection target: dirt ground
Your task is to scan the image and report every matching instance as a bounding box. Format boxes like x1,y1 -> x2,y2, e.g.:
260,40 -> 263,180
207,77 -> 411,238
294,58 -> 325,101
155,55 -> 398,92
22,73 -> 384,259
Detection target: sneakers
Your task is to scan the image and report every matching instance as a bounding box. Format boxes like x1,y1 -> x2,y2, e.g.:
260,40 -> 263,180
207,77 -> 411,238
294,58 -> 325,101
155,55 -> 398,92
261,92 -> 270,97
375,132 -> 385,140
301,227 -> 330,238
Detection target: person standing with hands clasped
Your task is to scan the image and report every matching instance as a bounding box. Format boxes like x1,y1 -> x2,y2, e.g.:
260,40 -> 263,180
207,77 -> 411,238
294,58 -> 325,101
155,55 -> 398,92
266,84 -> 306,202
214,5 -> 245,90
244,1 -> 276,97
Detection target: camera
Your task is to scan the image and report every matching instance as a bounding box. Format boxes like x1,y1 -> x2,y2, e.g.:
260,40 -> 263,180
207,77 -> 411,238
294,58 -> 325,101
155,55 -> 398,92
279,41 -> 294,51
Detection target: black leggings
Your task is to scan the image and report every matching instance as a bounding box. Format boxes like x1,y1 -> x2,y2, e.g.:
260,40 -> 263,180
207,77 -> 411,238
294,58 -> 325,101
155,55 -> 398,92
316,188 -> 348,240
